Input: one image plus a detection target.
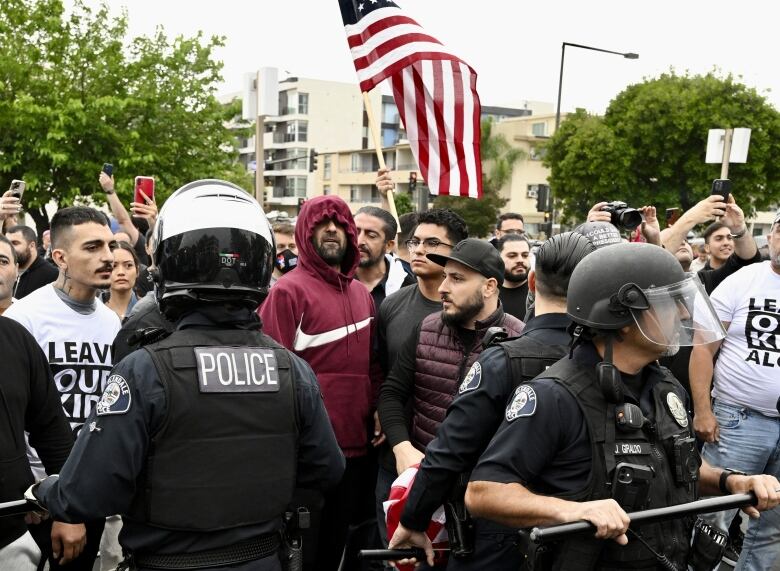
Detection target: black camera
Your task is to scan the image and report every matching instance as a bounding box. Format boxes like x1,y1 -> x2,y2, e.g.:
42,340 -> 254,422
601,201 -> 643,230
673,436 -> 700,484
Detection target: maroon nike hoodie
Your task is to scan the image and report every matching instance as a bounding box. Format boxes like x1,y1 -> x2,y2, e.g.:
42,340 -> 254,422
260,196 -> 380,457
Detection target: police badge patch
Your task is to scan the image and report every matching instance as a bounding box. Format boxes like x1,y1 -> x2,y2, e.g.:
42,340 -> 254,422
96,375 -> 132,416
506,385 -> 537,421
458,362 -> 482,394
666,392 -> 688,428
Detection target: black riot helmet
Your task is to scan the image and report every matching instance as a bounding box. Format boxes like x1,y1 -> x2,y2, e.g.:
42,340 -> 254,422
153,180 -> 275,319
567,243 -> 725,347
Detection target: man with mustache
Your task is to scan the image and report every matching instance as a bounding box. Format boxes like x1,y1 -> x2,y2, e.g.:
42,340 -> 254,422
260,196 -> 381,570
497,234 -> 531,321
5,206 -> 120,570
378,238 -> 524,479
5,224 -> 58,299
354,206 -> 415,309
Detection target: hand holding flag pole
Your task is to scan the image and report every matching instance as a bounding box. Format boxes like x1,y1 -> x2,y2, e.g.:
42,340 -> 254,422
339,0 -> 483,215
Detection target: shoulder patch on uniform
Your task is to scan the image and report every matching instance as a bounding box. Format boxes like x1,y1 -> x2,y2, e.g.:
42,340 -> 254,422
666,392 -> 688,428
506,385 -> 537,422
458,362 -> 482,394
96,375 -> 132,416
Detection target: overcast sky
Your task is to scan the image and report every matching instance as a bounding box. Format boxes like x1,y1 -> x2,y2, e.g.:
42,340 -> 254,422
74,0 -> 779,115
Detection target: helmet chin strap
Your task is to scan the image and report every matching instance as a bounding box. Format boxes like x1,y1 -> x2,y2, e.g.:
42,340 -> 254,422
596,334 -> 625,403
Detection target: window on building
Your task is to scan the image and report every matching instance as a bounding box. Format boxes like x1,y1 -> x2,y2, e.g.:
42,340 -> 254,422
323,185 -> 331,195
382,127 -> 398,147
278,91 -> 289,115
284,122 -> 296,143
292,149 -> 308,170
297,121 -> 308,142
529,146 -> 547,161
351,153 -> 361,172
382,101 -> 399,124
532,122 -> 546,137
323,155 -> 332,180
298,93 -> 309,114
285,176 -> 307,197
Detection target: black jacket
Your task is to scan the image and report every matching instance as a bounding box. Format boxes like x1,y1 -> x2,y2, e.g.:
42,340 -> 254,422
0,317 -> 73,548
15,256 -> 59,299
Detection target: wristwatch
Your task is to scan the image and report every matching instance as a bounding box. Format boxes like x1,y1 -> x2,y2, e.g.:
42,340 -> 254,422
104,189 -> 115,195
729,226 -> 748,239
719,468 -> 747,495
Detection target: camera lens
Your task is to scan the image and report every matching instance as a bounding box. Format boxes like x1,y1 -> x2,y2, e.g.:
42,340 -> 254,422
619,209 -> 643,230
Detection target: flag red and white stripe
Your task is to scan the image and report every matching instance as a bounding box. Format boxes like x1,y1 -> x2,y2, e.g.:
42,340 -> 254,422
340,1 -> 483,198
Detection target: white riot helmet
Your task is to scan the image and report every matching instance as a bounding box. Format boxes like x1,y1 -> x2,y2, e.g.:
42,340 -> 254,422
153,180 -> 275,318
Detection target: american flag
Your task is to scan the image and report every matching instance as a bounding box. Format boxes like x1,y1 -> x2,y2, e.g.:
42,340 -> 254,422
339,0 -> 483,198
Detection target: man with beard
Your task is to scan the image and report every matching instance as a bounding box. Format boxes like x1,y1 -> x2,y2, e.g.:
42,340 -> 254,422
259,196 -> 381,571
354,206 -> 415,309
6,207 -> 120,570
5,225 -> 58,299
0,235 -> 19,315
497,234 -> 531,321
378,238 -> 524,485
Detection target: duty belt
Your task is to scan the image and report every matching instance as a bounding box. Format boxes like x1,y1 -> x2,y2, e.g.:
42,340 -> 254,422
132,533 -> 280,569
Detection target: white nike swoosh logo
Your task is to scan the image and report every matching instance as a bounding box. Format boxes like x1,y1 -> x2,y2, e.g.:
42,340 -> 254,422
293,316 -> 373,351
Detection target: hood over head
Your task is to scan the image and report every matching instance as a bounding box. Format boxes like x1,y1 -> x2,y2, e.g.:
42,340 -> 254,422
295,195 -> 360,283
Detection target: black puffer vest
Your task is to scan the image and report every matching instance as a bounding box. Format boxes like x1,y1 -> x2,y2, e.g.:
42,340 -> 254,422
126,328 -> 298,532
538,355 -> 697,571
411,307 -> 524,449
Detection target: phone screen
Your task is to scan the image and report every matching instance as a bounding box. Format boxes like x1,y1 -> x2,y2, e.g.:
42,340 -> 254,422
134,176 -> 155,204
665,208 -> 681,225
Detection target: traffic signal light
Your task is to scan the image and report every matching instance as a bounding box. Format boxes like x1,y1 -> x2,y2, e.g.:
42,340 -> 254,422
297,197 -> 306,214
309,149 -> 318,173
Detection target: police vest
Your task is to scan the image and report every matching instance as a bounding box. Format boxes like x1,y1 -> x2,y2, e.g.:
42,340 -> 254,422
500,334 -> 569,387
126,328 -> 299,532
541,355 -> 697,571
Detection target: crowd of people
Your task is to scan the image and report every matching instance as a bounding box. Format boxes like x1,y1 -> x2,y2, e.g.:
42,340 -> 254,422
0,169 -> 778,571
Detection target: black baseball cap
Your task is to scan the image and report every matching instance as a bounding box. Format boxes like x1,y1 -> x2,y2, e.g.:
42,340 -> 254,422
427,238 -> 504,282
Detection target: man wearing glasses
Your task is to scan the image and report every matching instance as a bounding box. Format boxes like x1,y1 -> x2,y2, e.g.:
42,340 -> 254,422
490,213 -> 525,249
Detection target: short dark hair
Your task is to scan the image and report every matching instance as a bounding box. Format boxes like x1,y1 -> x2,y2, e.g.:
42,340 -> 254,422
5,224 -> 37,245
355,206 -> 397,241
534,232 -> 596,300
273,222 -> 295,236
0,234 -> 18,264
50,206 -> 109,248
497,234 -> 530,252
398,212 -> 418,246
496,212 -> 524,231
415,208 -> 468,245
703,222 -> 729,244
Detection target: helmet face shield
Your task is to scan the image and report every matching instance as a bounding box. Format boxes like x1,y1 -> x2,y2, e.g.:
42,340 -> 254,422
630,276 -> 726,347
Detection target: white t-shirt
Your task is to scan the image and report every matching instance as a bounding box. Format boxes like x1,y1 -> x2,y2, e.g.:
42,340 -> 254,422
709,261 -> 780,417
5,284 -> 121,431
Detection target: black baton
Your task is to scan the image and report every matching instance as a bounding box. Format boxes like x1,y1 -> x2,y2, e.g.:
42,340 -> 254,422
0,499 -> 38,518
530,492 -> 760,544
358,548 -> 429,561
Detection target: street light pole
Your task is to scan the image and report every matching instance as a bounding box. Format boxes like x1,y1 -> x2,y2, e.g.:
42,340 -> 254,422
554,42 -> 639,132
551,42 -> 638,232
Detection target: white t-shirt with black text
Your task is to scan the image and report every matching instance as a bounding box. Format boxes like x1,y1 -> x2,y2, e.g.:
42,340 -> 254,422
709,261 -> 780,417
5,284 -> 121,431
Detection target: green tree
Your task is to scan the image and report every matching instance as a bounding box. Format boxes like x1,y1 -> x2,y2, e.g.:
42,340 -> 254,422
0,0 -> 250,233
545,72 -> 780,223
432,118 -> 522,237
393,190 -> 414,216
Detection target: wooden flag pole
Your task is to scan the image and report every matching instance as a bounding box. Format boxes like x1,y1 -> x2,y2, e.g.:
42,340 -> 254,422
362,91 -> 400,227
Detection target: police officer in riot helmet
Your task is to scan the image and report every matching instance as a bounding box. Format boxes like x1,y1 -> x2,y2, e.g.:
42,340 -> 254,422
465,243 -> 780,571
26,180 -> 345,571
